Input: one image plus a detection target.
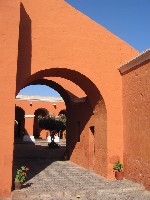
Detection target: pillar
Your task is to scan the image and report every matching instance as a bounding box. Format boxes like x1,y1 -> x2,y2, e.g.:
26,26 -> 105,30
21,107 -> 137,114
0,1 -> 20,197
24,115 -> 35,142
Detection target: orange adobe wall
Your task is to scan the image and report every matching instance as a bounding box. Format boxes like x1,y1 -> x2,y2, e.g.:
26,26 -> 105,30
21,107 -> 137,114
0,1 -> 20,197
16,0 -> 138,179
0,0 -> 141,197
119,50 -> 150,190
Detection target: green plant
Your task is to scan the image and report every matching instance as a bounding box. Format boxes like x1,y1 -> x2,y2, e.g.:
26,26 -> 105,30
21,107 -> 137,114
15,166 -> 29,182
113,161 -> 123,172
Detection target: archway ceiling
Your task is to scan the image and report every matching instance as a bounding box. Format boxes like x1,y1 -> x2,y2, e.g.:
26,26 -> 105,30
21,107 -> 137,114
23,68 -> 102,109
29,78 -> 87,107
44,77 -> 86,98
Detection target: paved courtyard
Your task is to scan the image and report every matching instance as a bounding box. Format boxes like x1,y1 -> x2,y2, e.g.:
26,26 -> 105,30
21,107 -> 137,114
3,140 -> 150,200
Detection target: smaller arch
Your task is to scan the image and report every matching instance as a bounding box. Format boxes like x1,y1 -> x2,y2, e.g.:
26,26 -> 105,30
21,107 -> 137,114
29,79 -> 72,107
59,109 -> 67,116
21,68 -> 102,109
33,108 -> 49,139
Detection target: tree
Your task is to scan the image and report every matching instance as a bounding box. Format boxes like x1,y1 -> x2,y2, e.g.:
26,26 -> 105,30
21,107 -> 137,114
38,114 -> 66,132
38,114 -> 67,148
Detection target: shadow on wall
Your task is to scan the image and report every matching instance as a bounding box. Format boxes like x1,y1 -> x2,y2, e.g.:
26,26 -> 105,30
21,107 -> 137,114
15,106 -> 34,143
66,94 -> 107,174
15,106 -> 25,138
21,68 -> 107,175
16,2 -> 32,92
14,127 -> 35,143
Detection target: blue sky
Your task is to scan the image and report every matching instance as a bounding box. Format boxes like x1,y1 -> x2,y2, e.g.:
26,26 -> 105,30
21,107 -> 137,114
65,0 -> 150,52
19,0 -> 150,97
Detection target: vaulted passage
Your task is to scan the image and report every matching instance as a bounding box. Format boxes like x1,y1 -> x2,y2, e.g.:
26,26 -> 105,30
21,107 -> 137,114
16,68 -> 107,176
0,0 -> 140,197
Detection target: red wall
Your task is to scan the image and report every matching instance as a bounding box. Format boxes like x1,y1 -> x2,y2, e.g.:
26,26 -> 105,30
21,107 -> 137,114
121,57 -> 150,190
15,99 -> 65,117
0,1 -> 20,197
17,0 -> 138,180
0,0 -> 140,197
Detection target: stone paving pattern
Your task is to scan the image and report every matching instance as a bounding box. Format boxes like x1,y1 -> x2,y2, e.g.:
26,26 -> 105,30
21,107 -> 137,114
2,140 -> 150,200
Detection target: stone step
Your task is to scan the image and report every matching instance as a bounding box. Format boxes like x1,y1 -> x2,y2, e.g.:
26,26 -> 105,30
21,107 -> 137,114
12,181 -> 145,199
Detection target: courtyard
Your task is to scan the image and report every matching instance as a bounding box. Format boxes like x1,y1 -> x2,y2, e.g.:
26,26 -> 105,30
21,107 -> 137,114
8,140 -> 150,200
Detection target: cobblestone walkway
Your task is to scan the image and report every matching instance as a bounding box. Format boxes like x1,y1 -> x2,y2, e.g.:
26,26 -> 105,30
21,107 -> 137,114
7,140 -> 150,200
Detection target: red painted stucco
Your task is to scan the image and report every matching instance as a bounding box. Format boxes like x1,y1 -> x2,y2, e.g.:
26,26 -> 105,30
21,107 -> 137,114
1,0 -> 148,197
15,0 -> 138,181
0,1 -> 20,197
121,57 -> 150,190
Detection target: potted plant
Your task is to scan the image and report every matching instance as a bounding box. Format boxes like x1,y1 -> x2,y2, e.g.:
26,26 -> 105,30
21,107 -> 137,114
14,166 -> 29,190
113,161 -> 124,180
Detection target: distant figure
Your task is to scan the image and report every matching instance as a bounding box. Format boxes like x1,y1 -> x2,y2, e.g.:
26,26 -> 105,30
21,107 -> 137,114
48,130 -> 60,149
51,130 -> 55,142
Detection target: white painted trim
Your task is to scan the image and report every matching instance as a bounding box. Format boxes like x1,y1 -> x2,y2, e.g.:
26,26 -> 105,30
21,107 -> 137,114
24,114 -> 35,118
16,95 -> 64,102
119,49 -> 150,74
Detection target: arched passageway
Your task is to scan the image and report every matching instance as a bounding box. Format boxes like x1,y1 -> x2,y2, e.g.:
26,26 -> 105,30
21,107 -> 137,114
0,1 -> 139,197
17,68 -> 107,177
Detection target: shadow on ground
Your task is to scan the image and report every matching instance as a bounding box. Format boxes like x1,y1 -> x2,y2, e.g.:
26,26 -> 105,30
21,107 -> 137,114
12,140 -> 66,190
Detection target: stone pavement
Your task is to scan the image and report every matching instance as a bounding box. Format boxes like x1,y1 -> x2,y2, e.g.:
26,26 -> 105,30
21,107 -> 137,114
4,140 -> 150,200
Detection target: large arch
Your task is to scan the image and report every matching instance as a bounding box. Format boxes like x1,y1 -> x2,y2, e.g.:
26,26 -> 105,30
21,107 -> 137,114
19,68 -> 107,177
0,0 -> 139,197
21,68 -> 101,108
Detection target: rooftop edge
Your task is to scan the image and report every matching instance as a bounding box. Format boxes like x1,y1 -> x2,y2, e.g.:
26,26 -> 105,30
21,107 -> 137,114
119,49 -> 150,74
